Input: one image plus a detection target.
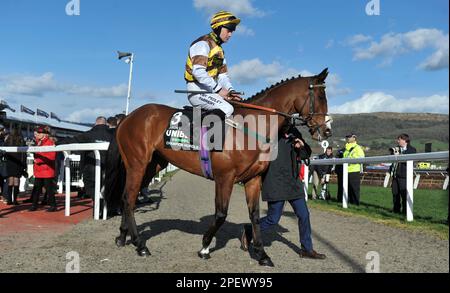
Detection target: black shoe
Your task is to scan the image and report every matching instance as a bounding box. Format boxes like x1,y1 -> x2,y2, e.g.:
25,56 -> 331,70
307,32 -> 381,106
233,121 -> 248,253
29,206 -> 37,211
240,224 -> 253,251
47,206 -> 57,212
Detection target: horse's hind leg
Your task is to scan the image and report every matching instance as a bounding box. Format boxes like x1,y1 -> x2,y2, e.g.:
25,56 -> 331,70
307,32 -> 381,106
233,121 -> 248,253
198,175 -> 234,259
244,176 -> 274,267
124,164 -> 151,256
115,202 -> 128,247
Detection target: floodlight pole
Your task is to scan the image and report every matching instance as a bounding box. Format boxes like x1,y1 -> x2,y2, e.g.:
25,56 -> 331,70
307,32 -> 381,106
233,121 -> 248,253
125,54 -> 134,115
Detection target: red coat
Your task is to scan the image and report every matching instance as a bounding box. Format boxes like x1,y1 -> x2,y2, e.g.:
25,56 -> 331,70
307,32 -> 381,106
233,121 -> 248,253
33,136 -> 56,178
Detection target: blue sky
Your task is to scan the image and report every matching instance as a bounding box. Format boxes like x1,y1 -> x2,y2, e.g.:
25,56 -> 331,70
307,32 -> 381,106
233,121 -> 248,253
0,0 -> 448,122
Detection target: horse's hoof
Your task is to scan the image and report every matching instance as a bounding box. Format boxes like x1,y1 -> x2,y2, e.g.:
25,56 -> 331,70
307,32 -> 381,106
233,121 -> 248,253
197,251 -> 211,260
115,237 -> 126,248
137,247 -> 151,257
258,257 -> 275,267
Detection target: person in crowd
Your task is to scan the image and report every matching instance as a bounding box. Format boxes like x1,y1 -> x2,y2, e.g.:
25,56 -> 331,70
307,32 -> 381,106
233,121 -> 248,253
240,124 -> 326,261
107,116 -> 117,129
343,133 -> 365,205
335,147 -> 345,202
390,133 -> 417,214
0,125 -> 9,203
58,116 -> 112,213
184,11 -> 242,118
115,114 -> 126,126
5,127 -> 27,205
29,126 -> 57,212
311,146 -> 334,200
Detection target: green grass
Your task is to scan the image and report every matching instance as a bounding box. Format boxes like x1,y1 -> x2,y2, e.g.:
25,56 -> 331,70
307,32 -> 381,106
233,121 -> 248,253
307,184 -> 449,239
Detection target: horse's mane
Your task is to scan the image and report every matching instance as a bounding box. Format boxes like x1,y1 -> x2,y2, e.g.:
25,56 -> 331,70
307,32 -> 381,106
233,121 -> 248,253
243,74 -> 304,103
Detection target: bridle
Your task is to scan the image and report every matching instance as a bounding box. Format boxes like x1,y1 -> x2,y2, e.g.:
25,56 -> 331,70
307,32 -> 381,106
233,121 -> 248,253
291,78 -> 332,140
230,77 -> 332,138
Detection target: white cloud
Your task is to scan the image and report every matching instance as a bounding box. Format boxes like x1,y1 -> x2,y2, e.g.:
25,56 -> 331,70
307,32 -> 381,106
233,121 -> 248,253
229,59 -> 350,98
193,0 -> 265,17
229,59 -> 283,85
67,107 -> 119,123
65,84 -> 128,97
326,74 -> 352,97
349,28 -> 449,71
330,92 -> 449,114
0,72 -> 59,96
325,39 -> 335,49
345,34 -> 372,46
235,25 -> 255,36
0,72 -> 127,98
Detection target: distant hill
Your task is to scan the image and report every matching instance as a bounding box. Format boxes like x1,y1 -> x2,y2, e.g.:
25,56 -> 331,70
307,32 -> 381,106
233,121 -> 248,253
302,112 -> 449,156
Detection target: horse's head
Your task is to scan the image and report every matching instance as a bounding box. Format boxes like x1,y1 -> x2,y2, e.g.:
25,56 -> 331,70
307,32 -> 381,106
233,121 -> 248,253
293,68 -> 332,141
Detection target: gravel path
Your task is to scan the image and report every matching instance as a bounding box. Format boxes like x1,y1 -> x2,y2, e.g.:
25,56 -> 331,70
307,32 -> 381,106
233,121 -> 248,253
0,170 -> 448,273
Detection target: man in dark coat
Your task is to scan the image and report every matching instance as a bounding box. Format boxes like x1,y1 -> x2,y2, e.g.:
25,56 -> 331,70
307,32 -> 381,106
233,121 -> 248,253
240,124 -> 326,259
390,133 -> 417,214
59,116 -> 113,200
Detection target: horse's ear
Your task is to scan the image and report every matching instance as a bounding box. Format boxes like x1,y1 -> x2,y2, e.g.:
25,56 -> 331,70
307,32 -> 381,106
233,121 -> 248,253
318,68 -> 329,81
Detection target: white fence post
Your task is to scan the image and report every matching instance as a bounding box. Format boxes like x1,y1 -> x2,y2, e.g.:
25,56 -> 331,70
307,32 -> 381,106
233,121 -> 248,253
342,163 -> 349,209
443,175 -> 449,190
63,151 -> 71,217
406,160 -> 414,222
94,150 -> 101,220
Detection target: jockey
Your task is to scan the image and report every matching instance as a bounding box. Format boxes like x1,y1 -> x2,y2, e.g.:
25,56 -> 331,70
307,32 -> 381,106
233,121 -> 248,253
184,11 -> 242,118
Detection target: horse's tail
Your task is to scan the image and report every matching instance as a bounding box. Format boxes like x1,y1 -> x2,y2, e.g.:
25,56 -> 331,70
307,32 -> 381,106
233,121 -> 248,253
104,133 -> 126,213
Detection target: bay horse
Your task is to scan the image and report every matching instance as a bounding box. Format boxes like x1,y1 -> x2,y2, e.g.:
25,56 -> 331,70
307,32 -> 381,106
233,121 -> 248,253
104,68 -> 332,267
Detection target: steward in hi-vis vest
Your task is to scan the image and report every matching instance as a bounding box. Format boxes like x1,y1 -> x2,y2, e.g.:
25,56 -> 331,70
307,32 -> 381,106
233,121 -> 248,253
184,11 -> 242,117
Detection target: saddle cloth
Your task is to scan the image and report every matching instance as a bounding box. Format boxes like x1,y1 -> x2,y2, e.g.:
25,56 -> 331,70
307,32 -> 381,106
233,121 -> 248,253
164,107 -> 226,152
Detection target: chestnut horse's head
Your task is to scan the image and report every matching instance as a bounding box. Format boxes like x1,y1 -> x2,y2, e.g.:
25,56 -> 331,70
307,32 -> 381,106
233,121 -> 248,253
293,68 -> 332,141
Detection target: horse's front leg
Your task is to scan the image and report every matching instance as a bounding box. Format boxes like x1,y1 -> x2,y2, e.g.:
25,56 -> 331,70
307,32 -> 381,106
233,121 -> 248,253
244,176 -> 274,267
198,175 -> 234,259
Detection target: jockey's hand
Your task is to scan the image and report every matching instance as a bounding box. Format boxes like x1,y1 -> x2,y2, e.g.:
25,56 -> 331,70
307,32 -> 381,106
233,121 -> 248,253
227,90 -> 243,102
218,88 -> 230,99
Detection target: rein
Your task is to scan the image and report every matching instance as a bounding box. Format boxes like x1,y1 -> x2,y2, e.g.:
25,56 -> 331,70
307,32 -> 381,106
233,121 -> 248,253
232,78 -> 327,125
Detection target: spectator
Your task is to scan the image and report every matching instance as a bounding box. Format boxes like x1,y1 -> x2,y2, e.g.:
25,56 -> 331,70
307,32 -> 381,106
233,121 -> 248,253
30,126 -> 57,212
0,125 -> 9,203
58,116 -> 113,206
107,116 -> 117,129
311,146 -> 334,200
390,134 -> 417,214
240,124 -> 326,261
5,127 -> 27,205
335,147 -> 345,202
343,133 -> 365,205
115,114 -> 126,125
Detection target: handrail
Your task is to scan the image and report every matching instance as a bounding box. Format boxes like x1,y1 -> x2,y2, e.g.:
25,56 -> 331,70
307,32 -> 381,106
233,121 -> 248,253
309,151 -> 449,165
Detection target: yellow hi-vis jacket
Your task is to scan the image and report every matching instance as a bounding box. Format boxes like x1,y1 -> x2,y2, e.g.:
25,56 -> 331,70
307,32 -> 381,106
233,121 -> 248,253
343,142 -> 365,173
